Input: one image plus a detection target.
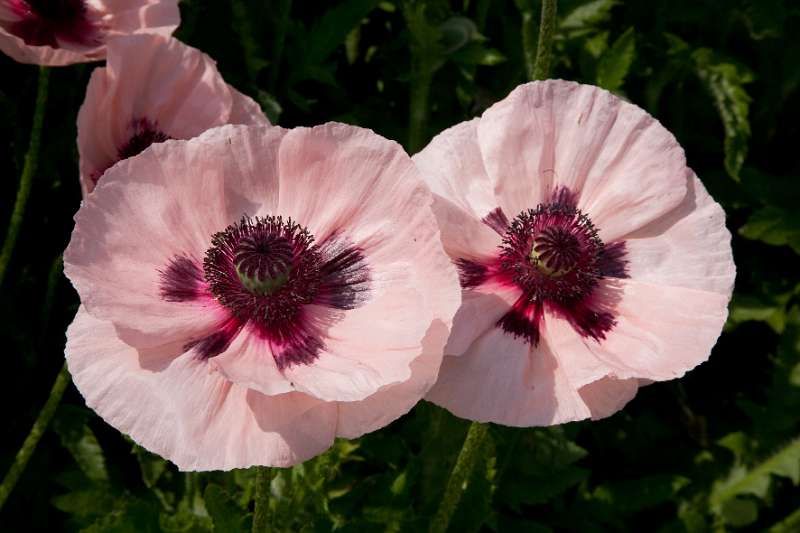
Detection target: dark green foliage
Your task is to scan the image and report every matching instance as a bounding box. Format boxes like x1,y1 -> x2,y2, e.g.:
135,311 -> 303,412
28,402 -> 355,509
2,0 -> 800,531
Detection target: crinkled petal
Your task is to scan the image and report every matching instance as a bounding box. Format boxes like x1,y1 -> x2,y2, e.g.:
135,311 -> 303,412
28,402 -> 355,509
66,307 -> 337,470
476,80 -> 687,241
554,279 -> 730,382
426,327 -> 592,426
0,0 -> 178,65
621,171 -> 735,296
65,126 -> 285,348
335,318 -> 449,438
78,34 -> 268,193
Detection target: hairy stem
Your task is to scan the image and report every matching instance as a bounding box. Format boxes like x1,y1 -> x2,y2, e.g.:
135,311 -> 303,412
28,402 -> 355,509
532,0 -> 558,80
0,67 -> 50,289
0,363 -> 70,510
429,422 -> 490,533
252,466 -> 275,532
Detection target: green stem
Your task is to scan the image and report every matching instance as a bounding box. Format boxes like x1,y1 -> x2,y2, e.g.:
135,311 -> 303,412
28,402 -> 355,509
429,422 -> 490,533
252,466 -> 275,532
409,69 -> 433,154
529,0 -> 558,81
0,67 -> 49,290
0,362 -> 70,510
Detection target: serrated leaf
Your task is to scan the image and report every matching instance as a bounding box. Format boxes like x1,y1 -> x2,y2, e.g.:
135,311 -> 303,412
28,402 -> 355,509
694,48 -> 753,181
711,437 -> 800,525
52,406 -> 109,483
596,27 -> 635,92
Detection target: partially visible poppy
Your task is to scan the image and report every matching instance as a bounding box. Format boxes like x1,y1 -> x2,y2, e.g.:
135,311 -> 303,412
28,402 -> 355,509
77,34 -> 269,196
415,80 -> 735,426
0,0 -> 179,65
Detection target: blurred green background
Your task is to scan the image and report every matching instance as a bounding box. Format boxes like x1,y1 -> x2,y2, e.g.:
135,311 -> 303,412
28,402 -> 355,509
2,0 -> 800,531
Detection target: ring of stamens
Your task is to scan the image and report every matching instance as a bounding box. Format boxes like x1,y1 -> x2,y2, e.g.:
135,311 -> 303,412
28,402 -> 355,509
499,201 -> 603,305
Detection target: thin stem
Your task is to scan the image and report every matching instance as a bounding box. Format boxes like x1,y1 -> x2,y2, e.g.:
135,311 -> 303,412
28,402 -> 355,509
532,0 -> 558,80
0,362 -> 70,510
0,67 -> 50,290
252,466 -> 275,532
429,422 -> 490,533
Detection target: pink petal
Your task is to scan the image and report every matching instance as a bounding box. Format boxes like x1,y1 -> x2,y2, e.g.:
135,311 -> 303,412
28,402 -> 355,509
554,278 -> 730,382
621,171 -> 736,296
78,34 -> 268,193
412,119 -> 500,258
276,123 -> 425,242
282,214 -> 461,401
0,0 -> 178,66
102,0 -> 180,38
66,126 -> 285,348
476,81 -> 687,240
426,327 -> 592,426
336,318 -> 450,437
66,307 -> 337,470
578,377 -> 639,420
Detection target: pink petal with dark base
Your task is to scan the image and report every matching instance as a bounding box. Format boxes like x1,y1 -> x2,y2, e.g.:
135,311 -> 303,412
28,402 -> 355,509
0,0 -> 179,65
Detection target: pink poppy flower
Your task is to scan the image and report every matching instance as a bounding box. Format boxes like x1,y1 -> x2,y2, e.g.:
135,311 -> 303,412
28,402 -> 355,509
415,80 -> 735,426
64,123 -> 460,469
77,34 -> 269,196
0,0 -> 179,65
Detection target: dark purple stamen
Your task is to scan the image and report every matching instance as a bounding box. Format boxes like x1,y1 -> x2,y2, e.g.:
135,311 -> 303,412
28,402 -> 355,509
160,215 -> 370,366
457,187 -> 628,345
3,0 -> 102,48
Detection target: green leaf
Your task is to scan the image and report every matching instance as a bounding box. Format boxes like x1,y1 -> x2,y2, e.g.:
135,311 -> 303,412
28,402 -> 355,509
52,406 -> 109,483
591,475 -> 691,514
560,0 -> 618,31
596,27 -> 635,92
694,48 -> 754,181
306,0 -> 382,64
711,437 -> 800,525
133,445 -> 168,489
739,206 -> 800,254
204,484 -> 249,533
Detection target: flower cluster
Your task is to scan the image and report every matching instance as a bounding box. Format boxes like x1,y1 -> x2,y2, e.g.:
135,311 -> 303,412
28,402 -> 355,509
4,5 -> 735,470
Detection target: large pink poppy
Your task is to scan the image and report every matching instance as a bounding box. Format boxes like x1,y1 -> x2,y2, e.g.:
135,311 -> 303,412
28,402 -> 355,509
0,0 -> 179,65
415,80 -> 735,426
64,123 -> 460,469
77,34 -> 268,196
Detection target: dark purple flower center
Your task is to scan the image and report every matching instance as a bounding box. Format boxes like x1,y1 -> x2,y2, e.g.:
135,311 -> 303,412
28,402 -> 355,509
118,119 -> 172,161
3,0 -> 102,48
456,188 -> 628,346
159,216 -> 370,369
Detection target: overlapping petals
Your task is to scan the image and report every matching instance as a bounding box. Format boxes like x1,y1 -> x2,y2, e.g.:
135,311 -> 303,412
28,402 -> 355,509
64,123 -> 461,469
416,80 -> 735,426
77,34 -> 269,195
0,0 -> 179,65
